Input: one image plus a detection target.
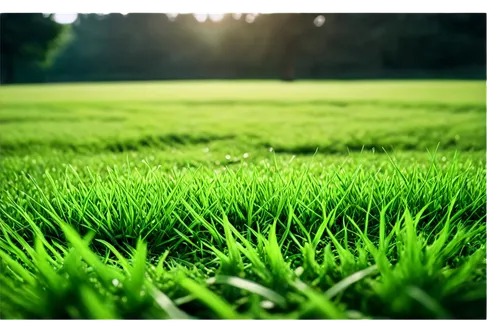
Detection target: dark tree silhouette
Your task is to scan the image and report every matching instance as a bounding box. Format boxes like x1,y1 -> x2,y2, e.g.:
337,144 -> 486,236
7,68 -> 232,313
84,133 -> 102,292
0,13 -> 63,84
0,13 -> 487,83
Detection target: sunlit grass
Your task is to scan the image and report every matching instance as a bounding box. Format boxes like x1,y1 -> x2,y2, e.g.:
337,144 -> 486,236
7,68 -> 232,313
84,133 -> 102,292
0,80 -> 486,104
0,80 -> 487,319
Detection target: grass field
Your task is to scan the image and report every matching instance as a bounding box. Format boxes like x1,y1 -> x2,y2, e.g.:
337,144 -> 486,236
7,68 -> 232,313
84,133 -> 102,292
0,80 -> 487,319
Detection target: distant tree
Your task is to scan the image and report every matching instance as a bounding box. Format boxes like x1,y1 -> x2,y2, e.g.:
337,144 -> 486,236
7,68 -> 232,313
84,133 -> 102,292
14,13 -> 485,83
261,14 -> 320,81
0,13 -> 64,84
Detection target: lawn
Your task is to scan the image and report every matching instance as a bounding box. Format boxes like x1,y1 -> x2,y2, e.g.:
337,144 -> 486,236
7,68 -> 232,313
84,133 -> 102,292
0,80 -> 487,319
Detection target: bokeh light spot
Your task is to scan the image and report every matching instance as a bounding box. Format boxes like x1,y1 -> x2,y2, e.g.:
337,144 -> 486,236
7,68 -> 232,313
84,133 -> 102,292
314,15 -> 326,27
53,13 -> 78,25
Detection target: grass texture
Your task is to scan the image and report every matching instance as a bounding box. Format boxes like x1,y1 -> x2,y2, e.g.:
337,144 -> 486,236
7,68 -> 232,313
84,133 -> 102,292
0,80 -> 487,319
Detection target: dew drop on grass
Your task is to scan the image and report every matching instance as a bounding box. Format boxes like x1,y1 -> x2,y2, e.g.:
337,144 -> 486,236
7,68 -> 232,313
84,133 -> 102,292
202,147 -> 210,153
225,155 -> 231,160
442,156 -> 447,162
243,153 -> 249,159
269,147 -> 274,152
112,278 -> 120,287
294,266 -> 304,276
260,300 -> 275,309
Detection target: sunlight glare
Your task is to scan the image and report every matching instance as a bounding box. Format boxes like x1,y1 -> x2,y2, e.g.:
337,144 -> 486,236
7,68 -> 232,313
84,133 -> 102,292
245,8 -> 260,23
166,13 -> 179,21
208,14 -> 224,22
193,13 -> 208,22
232,13 -> 242,20
245,14 -> 256,24
53,13 -> 78,25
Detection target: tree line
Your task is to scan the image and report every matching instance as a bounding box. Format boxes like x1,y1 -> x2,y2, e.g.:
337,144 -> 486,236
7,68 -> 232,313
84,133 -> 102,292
0,13 -> 487,84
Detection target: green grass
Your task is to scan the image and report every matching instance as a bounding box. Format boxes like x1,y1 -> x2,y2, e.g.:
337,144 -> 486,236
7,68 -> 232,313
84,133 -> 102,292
0,80 -> 487,319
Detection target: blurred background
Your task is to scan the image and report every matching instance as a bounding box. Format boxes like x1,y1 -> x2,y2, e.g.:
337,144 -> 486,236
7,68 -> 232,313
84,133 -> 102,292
0,13 -> 487,84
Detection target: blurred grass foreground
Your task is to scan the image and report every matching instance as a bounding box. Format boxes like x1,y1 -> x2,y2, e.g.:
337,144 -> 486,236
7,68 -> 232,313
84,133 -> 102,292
0,80 -> 487,319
